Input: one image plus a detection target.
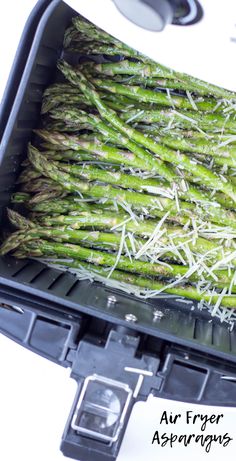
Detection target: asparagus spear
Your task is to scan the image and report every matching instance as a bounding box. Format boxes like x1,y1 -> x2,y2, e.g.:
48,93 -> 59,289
42,120 -> 91,133
0,227 -> 145,256
29,189 -> 66,205
138,131 -> 236,159
27,146 -> 190,223
83,60 -> 236,100
56,61 -> 236,203
111,75 -> 223,95
72,17 -> 152,62
44,150 -> 96,162
16,168 -> 42,184
11,192 -> 31,203
58,161 -> 228,208
78,128 -> 236,166
42,91 -> 137,114
37,131 -> 236,200
121,108 -> 236,133
54,259 -> 236,307
11,238 -> 234,285
211,156 -> 236,168
60,128 -> 236,162
29,146 -> 236,229
71,16 -> 236,99
63,25 -> 80,48
48,109 -> 230,205
5,219 -> 217,266
7,209 -> 35,230
20,177 -> 63,193
48,109 -> 177,183
91,78 -> 222,112
10,202 -> 236,267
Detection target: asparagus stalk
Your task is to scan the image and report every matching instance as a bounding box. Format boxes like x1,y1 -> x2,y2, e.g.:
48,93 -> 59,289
72,17 -> 152,62
57,161 -> 220,206
47,109 -> 228,205
44,150 -> 96,162
56,61 -> 236,203
38,131 -> 236,203
21,177 -> 63,193
14,204 -> 232,250
212,156 -> 236,168
0,227 -> 144,256
63,25 -> 80,48
55,259 -> 236,307
70,129 -> 236,162
33,208 -> 236,264
28,189 -> 66,205
42,93 -> 91,114
20,180 -> 233,216
140,131 -> 236,159
16,168 -> 42,184
42,91 -> 137,114
35,129 -> 161,172
72,16 -> 236,99
27,145 -> 190,224
42,120 -> 92,133
83,60 -> 236,100
91,78 -> 222,112
11,238 -> 234,285
143,127 -> 218,139
7,217 -> 207,265
68,41 -> 146,60
11,192 -> 31,203
7,209 -> 36,230
120,108 -> 236,133
29,146 -> 236,229
57,159 -> 234,208
111,75 -> 223,95
78,128 -> 236,168
48,109 -> 177,183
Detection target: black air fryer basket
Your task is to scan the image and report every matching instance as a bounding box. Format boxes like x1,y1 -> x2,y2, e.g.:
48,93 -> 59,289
1,2 -> 236,460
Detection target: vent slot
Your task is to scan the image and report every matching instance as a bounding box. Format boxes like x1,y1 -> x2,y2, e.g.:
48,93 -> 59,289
11,261 -> 31,278
203,371 -> 236,404
193,318 -> 213,345
65,280 -> 80,297
175,314 -> 196,340
29,267 -> 52,284
47,271 -> 76,296
0,308 -> 34,341
163,359 -> 208,400
11,261 -> 44,283
230,330 -> 236,353
29,315 -> 71,359
27,266 -> 62,290
212,323 -> 230,352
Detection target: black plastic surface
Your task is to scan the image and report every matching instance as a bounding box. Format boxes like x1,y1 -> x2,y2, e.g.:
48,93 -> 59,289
1,0 -> 236,369
0,0 -> 51,139
0,288 -> 82,366
61,329 -> 236,461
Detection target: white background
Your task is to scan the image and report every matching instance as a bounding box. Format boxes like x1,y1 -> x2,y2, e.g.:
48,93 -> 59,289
0,2 -> 236,461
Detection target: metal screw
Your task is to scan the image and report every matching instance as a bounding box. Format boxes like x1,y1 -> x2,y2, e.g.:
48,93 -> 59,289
107,295 -> 117,306
153,309 -> 164,320
125,313 -> 137,323
184,354 -> 189,360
